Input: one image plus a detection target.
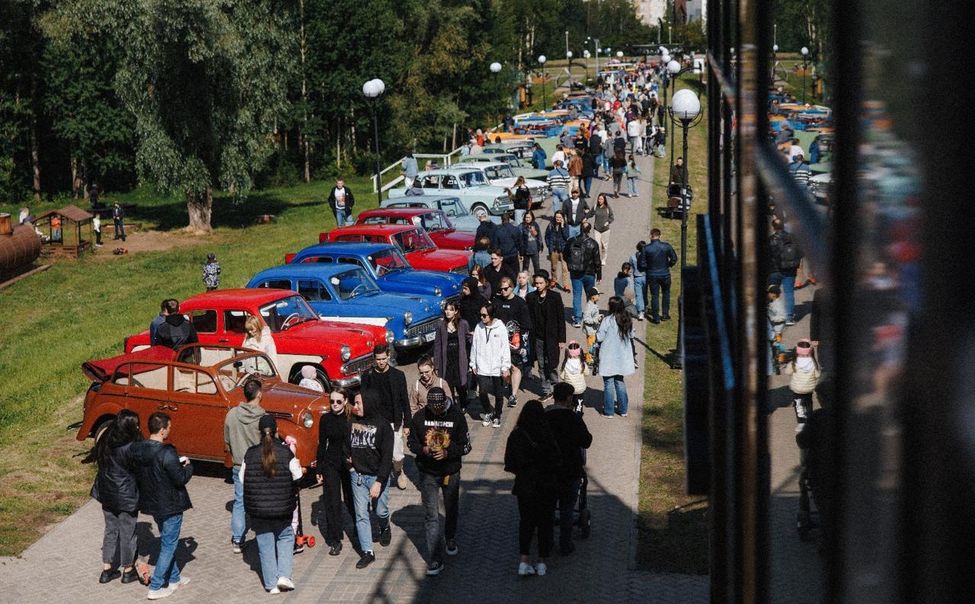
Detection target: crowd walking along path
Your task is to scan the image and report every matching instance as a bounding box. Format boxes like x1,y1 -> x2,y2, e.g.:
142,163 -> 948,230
0,150 -> 708,602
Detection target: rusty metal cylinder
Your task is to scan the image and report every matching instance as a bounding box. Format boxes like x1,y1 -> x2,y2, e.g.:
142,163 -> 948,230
0,224 -> 42,276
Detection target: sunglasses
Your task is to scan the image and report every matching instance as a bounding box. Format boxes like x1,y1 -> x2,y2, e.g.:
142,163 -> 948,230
499,286 -> 511,292
330,398 -> 345,404
479,313 -> 490,318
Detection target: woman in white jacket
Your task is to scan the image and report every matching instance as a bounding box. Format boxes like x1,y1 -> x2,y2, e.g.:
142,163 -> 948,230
470,301 -> 511,429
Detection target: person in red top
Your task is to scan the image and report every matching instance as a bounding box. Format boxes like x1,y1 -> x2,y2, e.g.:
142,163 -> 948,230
51,215 -> 63,242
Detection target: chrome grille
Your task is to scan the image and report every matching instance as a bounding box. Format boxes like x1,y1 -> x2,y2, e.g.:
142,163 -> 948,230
341,354 -> 375,376
405,319 -> 439,338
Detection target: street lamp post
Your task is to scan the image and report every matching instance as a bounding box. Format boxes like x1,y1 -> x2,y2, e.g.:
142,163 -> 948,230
772,44 -> 779,81
362,78 -> 385,205
583,50 -> 591,80
490,62 -> 503,127
616,50 -> 624,59
800,46 -> 810,104
666,58 -> 682,177
538,55 -> 547,109
668,88 -> 702,370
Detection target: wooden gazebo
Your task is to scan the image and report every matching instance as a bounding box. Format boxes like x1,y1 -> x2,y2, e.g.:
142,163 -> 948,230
37,205 -> 93,258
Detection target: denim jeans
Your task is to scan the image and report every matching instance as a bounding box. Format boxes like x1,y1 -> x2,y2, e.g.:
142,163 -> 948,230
149,514 -> 183,590
570,272 -> 596,323
593,153 -> 604,177
566,224 -> 581,239
632,274 -> 647,315
335,207 -> 347,228
602,375 -> 629,415
552,189 -> 568,207
253,518 -> 294,591
231,465 -> 246,544
582,176 -> 593,196
627,177 -> 638,196
350,470 -> 391,553
514,209 -> 526,225
768,271 -> 796,321
648,274 -> 672,320
419,471 -> 460,564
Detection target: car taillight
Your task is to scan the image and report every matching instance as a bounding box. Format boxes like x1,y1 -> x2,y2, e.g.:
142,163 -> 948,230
318,232 -> 328,243
285,253 -> 296,264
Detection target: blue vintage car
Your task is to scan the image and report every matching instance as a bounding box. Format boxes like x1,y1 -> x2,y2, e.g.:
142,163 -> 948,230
246,263 -> 443,349
287,242 -> 464,306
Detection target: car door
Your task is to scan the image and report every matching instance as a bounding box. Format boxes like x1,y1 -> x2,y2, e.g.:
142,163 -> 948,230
168,364 -> 229,461
221,309 -> 258,349
186,308 -> 219,346
112,362 -> 171,430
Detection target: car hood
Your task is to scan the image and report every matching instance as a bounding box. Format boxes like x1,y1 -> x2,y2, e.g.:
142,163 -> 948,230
82,346 -> 176,382
384,270 -> 464,295
286,319 -> 384,350
251,380 -> 328,417
409,248 -> 470,265
490,177 -> 548,190
322,291 -> 439,319
435,231 -> 475,247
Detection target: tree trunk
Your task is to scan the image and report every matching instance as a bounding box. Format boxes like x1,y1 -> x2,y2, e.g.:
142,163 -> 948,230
187,187 -> 213,233
71,157 -> 79,198
30,120 -> 41,202
336,116 -> 342,170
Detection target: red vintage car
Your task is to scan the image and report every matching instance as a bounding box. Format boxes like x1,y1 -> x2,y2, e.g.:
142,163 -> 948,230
125,289 -> 389,388
354,208 -> 475,251
76,345 -> 325,468
318,224 -> 470,274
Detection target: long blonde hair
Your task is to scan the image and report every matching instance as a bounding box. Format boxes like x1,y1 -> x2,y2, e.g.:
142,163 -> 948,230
244,316 -> 263,343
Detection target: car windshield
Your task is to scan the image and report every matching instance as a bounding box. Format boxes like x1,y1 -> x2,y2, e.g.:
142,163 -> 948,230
486,165 -> 515,179
213,354 -> 278,391
369,248 -> 410,275
457,171 -> 487,187
331,268 -> 380,300
418,212 -> 448,231
259,295 -> 318,333
394,228 -> 436,253
440,198 -> 467,218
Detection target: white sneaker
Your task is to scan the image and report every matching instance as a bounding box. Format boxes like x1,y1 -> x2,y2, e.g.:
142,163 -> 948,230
269,587 -> 281,594
147,587 -> 174,600
535,562 -> 547,576
175,577 -> 190,588
276,577 -> 294,591
518,562 -> 536,576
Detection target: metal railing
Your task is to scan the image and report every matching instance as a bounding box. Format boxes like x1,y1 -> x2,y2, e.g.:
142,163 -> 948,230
372,149 -> 467,194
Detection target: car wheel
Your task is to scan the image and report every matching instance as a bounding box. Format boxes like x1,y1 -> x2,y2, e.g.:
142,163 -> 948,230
289,364 -> 331,392
471,203 -> 489,216
93,416 -> 114,443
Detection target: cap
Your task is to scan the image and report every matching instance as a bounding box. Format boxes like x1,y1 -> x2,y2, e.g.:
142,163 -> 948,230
795,339 -> 813,357
587,287 -> 601,298
259,414 -> 277,433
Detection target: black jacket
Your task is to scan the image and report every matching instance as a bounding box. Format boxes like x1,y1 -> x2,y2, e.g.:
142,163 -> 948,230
317,411 -> 350,470
345,393 -> 394,487
91,442 -> 139,513
459,278 -> 486,339
327,186 -> 355,213
544,406 -> 593,479
483,263 -> 516,297
640,239 -> 678,277
581,153 -> 597,178
130,440 -> 193,517
360,365 -> 410,430
526,289 -> 566,368
494,294 -> 532,334
474,220 -> 497,246
493,222 -> 523,257
155,314 -> 199,350
407,404 -> 469,477
561,197 -> 591,227
243,440 -> 297,520
503,427 -> 561,499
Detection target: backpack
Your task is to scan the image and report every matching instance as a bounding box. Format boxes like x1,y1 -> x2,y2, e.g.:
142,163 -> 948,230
636,247 -> 648,272
775,234 -> 803,271
566,237 -> 586,272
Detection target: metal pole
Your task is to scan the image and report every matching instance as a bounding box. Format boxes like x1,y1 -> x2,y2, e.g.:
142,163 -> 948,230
802,56 -> 807,104
542,71 -> 547,110
680,120 -> 690,267
371,104 -> 382,205
594,38 -> 599,80
669,76 -> 677,177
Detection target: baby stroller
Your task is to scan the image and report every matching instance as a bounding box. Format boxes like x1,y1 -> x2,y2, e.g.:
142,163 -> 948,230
666,183 -> 693,219
795,409 -> 828,542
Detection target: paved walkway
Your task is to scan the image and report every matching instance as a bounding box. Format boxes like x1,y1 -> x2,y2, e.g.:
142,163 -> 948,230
0,150 -> 709,603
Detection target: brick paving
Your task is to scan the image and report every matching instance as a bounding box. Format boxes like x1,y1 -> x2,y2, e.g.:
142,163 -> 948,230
0,150 -> 710,603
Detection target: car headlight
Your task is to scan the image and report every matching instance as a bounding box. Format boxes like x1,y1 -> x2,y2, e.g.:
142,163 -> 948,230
440,298 -> 447,309
341,345 -> 351,361
434,287 -> 442,297
403,311 -> 413,325
385,329 -> 395,343
300,410 -> 314,429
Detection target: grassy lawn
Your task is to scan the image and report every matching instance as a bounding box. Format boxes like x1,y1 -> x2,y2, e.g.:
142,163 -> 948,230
635,77 -> 710,574
0,174 -> 378,555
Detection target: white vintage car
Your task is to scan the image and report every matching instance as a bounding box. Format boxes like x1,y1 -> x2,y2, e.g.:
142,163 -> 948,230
387,169 -> 513,217
445,163 -> 550,205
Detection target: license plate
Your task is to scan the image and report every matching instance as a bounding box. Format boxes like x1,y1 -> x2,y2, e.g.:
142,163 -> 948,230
424,331 -> 436,342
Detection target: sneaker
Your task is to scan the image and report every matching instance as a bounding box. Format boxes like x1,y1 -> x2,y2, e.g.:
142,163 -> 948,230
785,319 -> 796,326
231,539 -> 243,554
481,414 -> 492,427
535,562 -> 547,576
269,587 -> 281,594
293,541 -> 304,555
636,314 -> 644,321
661,315 -> 671,321
573,320 -> 582,328
397,471 -> 409,490
603,412 -> 613,419
620,412 -> 628,417
174,577 -> 190,589
276,577 -> 295,591
356,552 -> 376,569
328,542 -> 342,556
426,560 -> 444,576
445,539 -> 458,556
99,569 -> 121,584
518,562 -> 536,576
379,525 -> 391,547
507,395 -> 517,408
147,587 -> 175,600
492,418 -> 501,428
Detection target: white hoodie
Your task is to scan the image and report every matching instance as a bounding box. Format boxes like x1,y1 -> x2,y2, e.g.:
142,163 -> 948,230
470,319 -> 511,377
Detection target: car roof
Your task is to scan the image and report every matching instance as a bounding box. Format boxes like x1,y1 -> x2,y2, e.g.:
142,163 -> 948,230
331,224 -> 417,236
387,195 -> 461,204
181,288 -> 296,307
446,162 -> 507,170
359,208 -> 436,219
252,263 -> 368,280
296,242 -> 399,256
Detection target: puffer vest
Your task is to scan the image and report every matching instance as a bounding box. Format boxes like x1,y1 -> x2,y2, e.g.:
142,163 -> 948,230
243,441 -> 296,520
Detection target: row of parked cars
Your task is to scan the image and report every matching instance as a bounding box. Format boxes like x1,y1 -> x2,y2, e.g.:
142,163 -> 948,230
74,127 -> 578,467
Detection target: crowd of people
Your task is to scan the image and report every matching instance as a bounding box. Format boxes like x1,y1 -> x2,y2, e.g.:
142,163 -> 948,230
84,58 -> 687,597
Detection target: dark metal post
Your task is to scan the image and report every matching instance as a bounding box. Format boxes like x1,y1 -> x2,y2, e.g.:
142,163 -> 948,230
680,120 -> 690,267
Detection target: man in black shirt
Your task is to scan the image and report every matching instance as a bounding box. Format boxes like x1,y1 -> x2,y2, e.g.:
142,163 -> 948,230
359,344 -> 411,490
546,382 -> 593,555
155,299 -> 199,349
483,249 -> 516,297
494,276 -> 532,408
526,270 -> 566,401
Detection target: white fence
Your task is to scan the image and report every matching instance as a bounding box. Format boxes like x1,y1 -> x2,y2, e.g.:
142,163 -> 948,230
372,149 -> 467,194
